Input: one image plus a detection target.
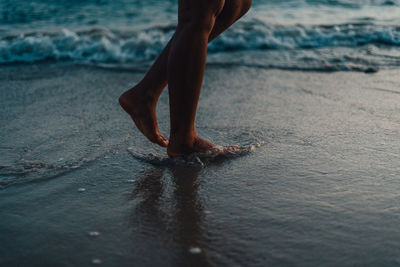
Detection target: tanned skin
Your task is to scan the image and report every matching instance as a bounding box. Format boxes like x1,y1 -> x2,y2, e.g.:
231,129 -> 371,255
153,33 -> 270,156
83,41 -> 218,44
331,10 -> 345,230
119,0 -> 252,156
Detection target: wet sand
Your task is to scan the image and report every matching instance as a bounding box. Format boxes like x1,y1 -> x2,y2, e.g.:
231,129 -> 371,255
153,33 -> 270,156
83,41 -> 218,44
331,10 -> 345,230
1,64 -> 400,266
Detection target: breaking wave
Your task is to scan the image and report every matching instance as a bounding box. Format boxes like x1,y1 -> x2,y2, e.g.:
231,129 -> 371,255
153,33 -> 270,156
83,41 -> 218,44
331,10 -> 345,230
1,21 -> 400,71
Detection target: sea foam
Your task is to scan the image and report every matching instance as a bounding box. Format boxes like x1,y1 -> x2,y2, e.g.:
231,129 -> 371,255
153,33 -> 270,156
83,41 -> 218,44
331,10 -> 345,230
1,22 -> 399,72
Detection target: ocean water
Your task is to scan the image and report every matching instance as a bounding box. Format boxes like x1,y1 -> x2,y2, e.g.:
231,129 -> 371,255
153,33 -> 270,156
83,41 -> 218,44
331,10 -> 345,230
2,1 -> 400,266
1,64 -> 400,266
1,0 -> 400,71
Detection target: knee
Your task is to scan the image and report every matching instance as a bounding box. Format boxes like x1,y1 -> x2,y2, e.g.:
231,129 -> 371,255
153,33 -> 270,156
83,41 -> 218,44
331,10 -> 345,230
178,0 -> 225,34
188,15 -> 217,34
179,15 -> 216,35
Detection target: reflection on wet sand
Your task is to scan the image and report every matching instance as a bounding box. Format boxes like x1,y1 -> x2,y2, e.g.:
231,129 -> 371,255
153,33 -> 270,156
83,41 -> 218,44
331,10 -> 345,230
129,166 -> 212,266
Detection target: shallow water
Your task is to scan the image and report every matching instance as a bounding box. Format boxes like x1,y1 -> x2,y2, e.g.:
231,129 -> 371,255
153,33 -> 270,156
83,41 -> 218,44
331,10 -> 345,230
2,1 -> 400,265
127,142 -> 264,167
1,64 -> 400,265
1,0 -> 400,71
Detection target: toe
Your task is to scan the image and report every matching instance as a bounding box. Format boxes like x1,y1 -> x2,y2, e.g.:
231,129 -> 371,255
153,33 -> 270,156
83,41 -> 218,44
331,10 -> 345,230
156,135 -> 169,147
149,133 -> 168,147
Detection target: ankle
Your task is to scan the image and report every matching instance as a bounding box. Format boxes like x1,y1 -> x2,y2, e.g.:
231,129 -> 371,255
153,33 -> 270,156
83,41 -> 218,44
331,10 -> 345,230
124,84 -> 157,105
136,80 -> 163,101
169,129 -> 197,146
167,134 -> 196,157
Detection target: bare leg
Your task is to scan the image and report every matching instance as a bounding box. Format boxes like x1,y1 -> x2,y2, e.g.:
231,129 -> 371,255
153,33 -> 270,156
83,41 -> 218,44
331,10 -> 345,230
119,0 -> 252,148
166,0 -> 227,156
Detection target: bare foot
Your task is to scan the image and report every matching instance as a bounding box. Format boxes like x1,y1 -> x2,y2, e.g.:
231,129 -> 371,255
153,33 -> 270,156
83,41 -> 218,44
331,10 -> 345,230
167,135 -> 219,157
119,86 -> 168,147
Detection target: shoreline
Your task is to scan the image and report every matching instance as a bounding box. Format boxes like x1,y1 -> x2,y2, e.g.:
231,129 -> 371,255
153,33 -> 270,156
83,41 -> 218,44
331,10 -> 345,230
1,63 -> 400,266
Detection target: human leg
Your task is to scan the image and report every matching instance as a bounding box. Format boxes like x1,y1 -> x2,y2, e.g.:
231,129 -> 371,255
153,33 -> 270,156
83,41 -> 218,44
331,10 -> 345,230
166,0 -> 224,156
119,0 -> 252,148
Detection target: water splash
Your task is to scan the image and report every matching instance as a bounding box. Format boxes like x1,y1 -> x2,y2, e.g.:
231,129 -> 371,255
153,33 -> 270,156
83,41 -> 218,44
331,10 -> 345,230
127,142 -> 264,167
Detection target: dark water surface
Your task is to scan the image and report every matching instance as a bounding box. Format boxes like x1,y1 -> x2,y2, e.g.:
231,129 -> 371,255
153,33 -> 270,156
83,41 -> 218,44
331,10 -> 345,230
1,64 -> 400,266
1,1 -> 400,265
1,0 -> 400,71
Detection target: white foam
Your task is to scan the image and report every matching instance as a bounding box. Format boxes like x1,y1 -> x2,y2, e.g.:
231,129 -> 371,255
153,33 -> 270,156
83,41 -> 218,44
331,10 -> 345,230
91,258 -> 102,264
189,247 -> 202,254
1,23 -> 399,72
127,142 -> 264,167
88,231 -> 100,237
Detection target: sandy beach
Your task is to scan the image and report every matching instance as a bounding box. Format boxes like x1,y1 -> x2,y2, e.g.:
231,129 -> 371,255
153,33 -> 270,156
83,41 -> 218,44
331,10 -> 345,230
1,63 -> 400,266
